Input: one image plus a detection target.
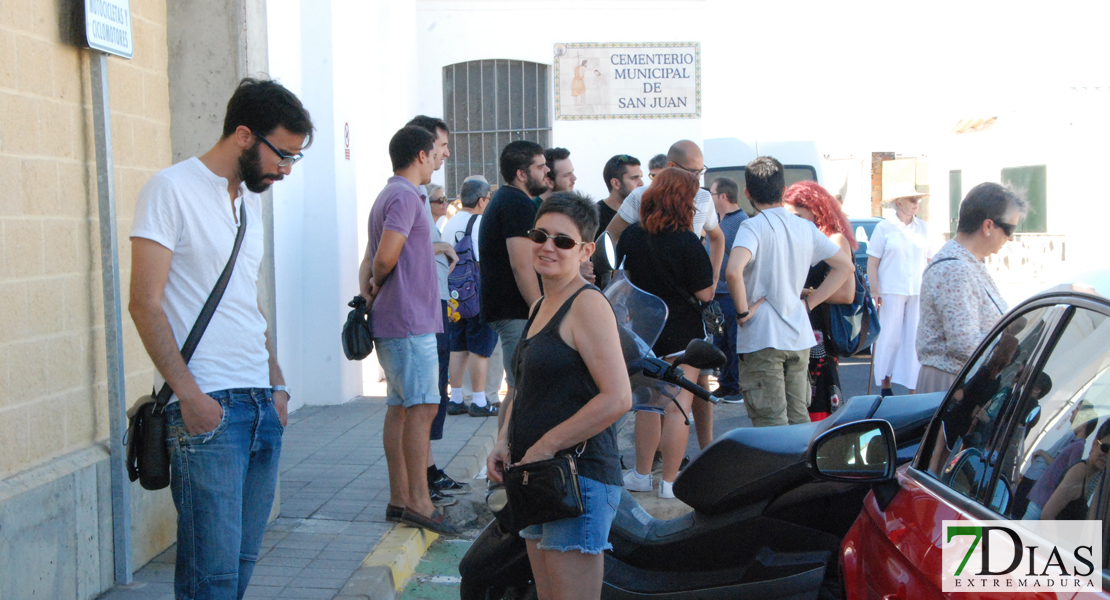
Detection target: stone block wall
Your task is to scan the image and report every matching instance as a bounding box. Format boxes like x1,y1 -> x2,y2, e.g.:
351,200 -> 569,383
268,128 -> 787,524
0,0 -> 176,596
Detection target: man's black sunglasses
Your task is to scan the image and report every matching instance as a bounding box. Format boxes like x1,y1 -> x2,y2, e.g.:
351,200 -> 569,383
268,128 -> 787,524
527,229 -> 587,250
253,130 -> 304,167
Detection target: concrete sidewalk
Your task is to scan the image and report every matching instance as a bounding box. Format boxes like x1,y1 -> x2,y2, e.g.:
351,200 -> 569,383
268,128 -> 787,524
97,397 -> 498,600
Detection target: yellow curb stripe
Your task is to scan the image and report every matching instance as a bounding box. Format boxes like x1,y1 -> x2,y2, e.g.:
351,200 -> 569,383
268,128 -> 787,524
361,524 -> 439,590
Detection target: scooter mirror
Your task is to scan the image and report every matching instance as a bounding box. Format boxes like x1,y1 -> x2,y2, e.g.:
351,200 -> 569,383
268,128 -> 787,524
486,487 -> 508,513
674,339 -> 726,370
598,232 -> 618,270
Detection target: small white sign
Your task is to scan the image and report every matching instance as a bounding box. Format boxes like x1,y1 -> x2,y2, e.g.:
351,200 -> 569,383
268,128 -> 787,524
942,520 -> 1102,593
85,0 -> 133,59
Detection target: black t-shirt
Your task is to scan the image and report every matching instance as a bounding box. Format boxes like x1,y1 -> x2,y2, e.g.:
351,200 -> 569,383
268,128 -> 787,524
616,224 -> 713,356
479,185 -> 537,322
596,201 -> 618,236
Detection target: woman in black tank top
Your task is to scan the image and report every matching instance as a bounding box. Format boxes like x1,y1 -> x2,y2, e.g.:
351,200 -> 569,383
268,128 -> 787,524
486,193 -> 632,600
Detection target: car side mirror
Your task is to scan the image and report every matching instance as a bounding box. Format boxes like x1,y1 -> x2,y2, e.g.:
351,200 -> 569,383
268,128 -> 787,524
808,419 -> 897,483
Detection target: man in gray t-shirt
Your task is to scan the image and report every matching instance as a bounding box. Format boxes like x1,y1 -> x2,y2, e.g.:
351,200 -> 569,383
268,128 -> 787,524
725,157 -> 854,427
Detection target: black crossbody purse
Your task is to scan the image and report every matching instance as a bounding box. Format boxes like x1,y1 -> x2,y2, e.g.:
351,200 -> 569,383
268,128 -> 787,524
125,201 -> 247,490
502,389 -> 587,532
503,442 -> 587,533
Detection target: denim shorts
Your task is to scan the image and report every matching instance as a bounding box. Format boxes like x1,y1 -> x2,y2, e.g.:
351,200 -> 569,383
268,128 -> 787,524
375,334 -> 440,407
449,315 -> 499,357
519,476 -> 621,554
489,319 -> 527,387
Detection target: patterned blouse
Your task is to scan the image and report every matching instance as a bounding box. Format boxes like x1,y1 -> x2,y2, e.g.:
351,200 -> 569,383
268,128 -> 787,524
916,239 -> 1008,375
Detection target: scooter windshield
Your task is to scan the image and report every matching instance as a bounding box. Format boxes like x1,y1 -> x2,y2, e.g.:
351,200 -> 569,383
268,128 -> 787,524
603,271 -> 680,414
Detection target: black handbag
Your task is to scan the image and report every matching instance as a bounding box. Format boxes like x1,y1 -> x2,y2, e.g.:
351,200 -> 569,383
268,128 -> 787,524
503,444 -> 586,533
342,295 -> 374,360
125,201 -> 247,490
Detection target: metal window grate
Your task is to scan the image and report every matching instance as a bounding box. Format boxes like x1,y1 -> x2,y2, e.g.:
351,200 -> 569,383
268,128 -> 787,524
443,60 -> 551,197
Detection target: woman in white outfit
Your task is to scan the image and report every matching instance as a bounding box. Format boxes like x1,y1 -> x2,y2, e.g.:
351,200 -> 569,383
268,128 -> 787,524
867,184 -> 936,396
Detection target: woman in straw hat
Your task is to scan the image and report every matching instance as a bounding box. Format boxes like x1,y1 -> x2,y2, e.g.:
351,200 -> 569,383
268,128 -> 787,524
866,181 -> 939,396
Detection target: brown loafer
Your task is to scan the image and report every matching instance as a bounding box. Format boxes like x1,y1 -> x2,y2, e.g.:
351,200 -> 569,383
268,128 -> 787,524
400,508 -> 461,537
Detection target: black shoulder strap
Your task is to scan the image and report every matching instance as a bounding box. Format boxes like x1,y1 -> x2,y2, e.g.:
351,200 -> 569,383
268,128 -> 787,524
464,213 -> 478,237
155,200 -> 248,406
923,256 -> 958,275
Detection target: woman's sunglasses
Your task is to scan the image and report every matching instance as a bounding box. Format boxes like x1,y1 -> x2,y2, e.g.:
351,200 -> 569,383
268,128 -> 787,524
527,229 -> 586,250
1099,441 -> 1110,454
992,220 -> 1016,237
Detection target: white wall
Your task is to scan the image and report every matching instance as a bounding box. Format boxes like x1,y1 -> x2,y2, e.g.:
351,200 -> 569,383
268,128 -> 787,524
415,1 -> 707,200
267,0 -> 369,407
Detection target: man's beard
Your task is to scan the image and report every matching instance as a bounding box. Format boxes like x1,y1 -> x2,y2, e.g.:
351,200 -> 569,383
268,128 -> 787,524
525,173 -> 549,197
618,181 -> 636,199
238,142 -> 283,193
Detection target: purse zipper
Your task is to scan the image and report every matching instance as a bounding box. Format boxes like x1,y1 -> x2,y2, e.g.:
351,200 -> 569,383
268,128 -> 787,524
523,471 -> 529,485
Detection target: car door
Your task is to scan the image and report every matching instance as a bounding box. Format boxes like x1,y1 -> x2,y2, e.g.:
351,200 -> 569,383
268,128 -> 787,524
846,301 -> 1066,600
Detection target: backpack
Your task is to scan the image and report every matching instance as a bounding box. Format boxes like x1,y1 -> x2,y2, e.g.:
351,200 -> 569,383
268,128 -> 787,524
827,264 -> 882,357
448,214 -> 481,319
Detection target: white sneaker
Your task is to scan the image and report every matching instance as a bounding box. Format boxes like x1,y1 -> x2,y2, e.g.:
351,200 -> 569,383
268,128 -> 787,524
659,479 -> 675,499
623,469 -> 653,492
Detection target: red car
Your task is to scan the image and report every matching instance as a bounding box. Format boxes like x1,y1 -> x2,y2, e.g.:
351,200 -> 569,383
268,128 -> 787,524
812,287 -> 1110,599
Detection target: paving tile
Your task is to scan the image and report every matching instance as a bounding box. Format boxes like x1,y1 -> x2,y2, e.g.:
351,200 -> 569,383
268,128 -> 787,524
278,587 -> 338,599
243,584 -> 285,598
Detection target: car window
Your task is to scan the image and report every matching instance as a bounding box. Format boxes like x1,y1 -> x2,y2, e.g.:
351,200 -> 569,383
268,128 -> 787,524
998,307 -> 1110,525
924,305 -> 1056,503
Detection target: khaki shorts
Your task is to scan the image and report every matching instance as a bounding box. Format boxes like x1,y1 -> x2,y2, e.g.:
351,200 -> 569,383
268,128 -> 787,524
737,347 -> 811,427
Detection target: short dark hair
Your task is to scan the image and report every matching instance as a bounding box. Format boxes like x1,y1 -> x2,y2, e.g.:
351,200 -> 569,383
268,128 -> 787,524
544,147 -> 571,182
745,156 -> 785,206
460,179 -> 491,208
602,154 -> 640,191
222,78 -> 314,146
1096,418 -> 1110,442
712,177 -> 740,204
406,115 -> 449,137
536,191 -> 599,241
388,126 -> 434,172
957,182 -> 1029,234
500,140 -> 545,185
648,154 -> 668,171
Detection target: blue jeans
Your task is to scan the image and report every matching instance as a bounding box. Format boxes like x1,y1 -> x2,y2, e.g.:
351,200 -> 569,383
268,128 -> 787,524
166,388 -> 283,600
713,292 -> 740,395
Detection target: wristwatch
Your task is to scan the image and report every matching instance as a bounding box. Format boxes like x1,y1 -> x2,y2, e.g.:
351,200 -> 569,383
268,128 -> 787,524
736,311 -> 750,320
272,385 -> 291,399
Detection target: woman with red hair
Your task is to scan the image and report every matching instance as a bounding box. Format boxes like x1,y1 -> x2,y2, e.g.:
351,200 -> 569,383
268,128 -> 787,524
615,168 -> 715,499
783,181 -> 856,420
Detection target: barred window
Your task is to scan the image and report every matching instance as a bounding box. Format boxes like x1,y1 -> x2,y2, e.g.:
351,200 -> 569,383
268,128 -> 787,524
442,60 -> 551,197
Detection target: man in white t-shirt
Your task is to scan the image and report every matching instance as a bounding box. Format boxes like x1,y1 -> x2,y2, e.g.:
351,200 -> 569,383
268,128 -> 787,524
604,140 -> 725,286
725,156 -> 854,427
129,78 -> 313,597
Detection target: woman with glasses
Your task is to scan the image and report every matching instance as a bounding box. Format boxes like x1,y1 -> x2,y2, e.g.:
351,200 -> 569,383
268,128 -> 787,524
1041,419 -> 1110,520
615,168 -> 715,499
916,182 -> 1028,394
866,185 -> 937,396
485,192 -> 632,600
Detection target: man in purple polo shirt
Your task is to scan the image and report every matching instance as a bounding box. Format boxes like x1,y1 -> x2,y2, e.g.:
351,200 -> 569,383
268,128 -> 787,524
359,125 -> 458,535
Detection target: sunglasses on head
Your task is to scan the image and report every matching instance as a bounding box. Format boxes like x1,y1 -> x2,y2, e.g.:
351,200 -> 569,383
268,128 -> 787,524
527,228 -> 586,250
993,220 -> 1017,237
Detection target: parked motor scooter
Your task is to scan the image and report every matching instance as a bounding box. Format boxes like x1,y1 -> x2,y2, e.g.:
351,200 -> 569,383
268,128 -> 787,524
459,257 -> 944,600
